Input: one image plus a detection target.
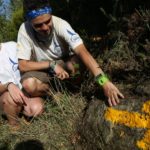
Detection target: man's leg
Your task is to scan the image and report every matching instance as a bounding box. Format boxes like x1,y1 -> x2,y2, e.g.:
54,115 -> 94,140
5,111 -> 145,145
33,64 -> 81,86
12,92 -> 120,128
23,97 -> 44,117
21,71 -> 50,97
21,56 -> 85,96
0,92 -> 22,126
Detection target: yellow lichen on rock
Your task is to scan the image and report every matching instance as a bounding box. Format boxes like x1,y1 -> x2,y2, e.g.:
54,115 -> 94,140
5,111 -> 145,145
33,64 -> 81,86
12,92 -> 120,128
105,108 -> 149,128
104,100 -> 150,150
142,101 -> 150,115
137,130 -> 150,150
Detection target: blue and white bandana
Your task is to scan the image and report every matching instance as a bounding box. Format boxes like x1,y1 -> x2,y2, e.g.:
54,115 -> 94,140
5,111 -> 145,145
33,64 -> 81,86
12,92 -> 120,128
26,6 -> 52,20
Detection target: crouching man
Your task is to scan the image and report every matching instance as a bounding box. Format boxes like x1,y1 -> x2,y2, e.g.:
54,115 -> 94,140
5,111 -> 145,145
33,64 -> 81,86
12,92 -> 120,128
0,41 -> 43,127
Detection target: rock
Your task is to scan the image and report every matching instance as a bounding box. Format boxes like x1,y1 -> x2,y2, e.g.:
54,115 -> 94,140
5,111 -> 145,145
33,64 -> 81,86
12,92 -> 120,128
135,80 -> 150,97
78,96 -> 150,150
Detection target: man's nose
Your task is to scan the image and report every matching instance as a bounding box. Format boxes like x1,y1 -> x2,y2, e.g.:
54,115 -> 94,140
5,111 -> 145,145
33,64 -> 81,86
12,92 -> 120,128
41,23 -> 49,31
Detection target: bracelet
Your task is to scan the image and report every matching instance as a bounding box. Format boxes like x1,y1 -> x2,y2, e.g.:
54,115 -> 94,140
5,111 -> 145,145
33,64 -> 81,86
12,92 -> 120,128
6,82 -> 13,90
49,61 -> 57,70
95,73 -> 109,86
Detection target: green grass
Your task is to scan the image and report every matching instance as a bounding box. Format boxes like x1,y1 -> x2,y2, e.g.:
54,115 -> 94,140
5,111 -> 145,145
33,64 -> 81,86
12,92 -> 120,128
0,92 -> 86,150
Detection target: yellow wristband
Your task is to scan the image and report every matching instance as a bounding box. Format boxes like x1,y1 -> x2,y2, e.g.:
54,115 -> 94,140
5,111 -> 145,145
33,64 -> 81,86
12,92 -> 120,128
95,74 -> 109,86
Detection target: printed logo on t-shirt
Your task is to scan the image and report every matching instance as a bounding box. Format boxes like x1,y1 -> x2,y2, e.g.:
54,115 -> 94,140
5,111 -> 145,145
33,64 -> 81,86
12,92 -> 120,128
53,39 -> 60,49
9,58 -> 18,72
66,29 -> 80,42
53,39 -> 62,56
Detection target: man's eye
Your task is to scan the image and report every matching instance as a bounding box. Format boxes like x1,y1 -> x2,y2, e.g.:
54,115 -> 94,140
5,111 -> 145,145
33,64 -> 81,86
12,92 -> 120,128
34,24 -> 42,28
45,19 -> 51,24
33,18 -> 51,28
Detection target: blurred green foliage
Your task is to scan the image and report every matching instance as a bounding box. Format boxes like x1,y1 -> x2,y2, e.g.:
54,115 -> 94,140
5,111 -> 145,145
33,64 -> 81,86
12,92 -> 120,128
0,8 -> 23,42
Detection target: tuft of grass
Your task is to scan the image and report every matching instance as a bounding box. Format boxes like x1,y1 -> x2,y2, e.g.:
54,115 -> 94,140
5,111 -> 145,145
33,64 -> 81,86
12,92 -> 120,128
0,91 -> 86,150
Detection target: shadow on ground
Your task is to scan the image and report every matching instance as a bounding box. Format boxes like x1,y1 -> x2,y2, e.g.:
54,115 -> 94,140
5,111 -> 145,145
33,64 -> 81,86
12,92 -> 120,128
14,139 -> 44,150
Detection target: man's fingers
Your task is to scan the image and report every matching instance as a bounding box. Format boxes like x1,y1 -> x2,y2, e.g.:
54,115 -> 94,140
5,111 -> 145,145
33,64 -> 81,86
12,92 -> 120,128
57,71 -> 69,80
111,95 -> 117,106
103,82 -> 124,107
114,92 -> 120,104
22,96 -> 28,106
108,92 -> 119,106
57,73 -> 64,80
64,71 -> 69,78
19,93 -> 28,105
14,97 -> 23,105
118,92 -> 124,99
108,98 -> 113,107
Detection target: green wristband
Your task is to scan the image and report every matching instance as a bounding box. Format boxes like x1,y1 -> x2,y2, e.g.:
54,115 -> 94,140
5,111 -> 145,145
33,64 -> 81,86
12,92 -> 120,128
95,73 -> 109,86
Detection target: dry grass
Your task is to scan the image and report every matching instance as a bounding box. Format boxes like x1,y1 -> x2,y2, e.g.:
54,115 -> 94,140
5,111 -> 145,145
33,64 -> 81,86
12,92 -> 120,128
0,91 -> 86,150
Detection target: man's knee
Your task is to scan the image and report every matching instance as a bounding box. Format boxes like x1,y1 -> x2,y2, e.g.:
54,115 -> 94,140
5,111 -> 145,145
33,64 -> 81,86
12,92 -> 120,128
22,77 -> 49,96
23,97 -> 44,117
22,78 -> 37,95
30,98 -> 44,116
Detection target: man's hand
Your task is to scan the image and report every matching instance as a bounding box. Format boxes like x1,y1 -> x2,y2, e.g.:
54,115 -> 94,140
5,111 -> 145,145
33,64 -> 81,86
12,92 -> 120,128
7,83 -> 28,105
54,64 -> 69,80
102,81 -> 124,106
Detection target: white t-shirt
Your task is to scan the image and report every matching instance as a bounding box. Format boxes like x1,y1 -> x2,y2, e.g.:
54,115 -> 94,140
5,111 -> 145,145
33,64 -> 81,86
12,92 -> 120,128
17,15 -> 83,61
0,42 -> 21,88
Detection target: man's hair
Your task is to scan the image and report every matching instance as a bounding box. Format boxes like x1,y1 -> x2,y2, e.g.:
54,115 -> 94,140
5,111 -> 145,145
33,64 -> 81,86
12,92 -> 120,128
23,0 -> 50,13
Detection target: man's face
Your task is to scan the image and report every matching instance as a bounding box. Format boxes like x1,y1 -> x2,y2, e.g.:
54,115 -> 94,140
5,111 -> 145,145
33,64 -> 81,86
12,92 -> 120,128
31,13 -> 52,36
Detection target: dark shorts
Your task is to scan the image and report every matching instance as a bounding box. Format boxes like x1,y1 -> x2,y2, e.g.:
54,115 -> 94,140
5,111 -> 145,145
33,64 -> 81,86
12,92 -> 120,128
21,71 -> 51,84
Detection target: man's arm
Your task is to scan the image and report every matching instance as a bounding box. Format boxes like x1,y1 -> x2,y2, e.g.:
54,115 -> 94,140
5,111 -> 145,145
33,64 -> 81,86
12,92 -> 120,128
0,82 -> 28,105
18,59 -> 50,72
74,44 -> 124,106
19,59 -> 69,80
74,44 -> 103,76
0,83 -> 10,94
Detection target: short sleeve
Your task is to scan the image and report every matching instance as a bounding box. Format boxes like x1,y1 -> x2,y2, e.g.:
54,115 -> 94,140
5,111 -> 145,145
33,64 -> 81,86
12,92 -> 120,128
57,20 -> 83,50
17,24 -> 32,60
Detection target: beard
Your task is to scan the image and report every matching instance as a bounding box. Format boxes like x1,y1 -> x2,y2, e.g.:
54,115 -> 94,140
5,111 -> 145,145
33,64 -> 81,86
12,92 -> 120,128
33,28 -> 53,46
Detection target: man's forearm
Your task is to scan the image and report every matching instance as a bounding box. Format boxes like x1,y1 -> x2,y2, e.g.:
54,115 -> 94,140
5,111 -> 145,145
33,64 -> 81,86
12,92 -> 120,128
74,44 -> 104,76
18,60 -> 50,72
